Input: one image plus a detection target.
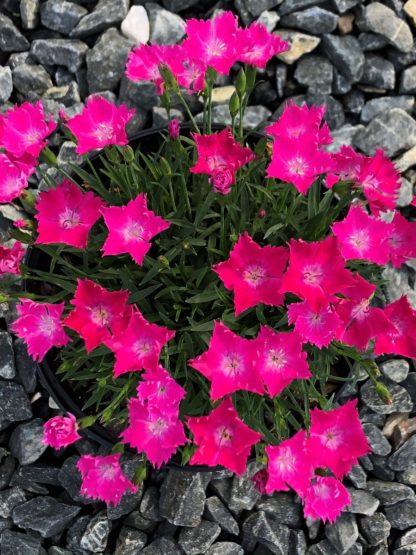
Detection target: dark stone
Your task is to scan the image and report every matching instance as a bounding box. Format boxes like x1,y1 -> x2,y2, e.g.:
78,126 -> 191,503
119,76 -> 159,111
159,470 -> 207,527
360,2 -> 413,53
243,511 -> 290,554
370,454 -> 396,481
14,339 -> 37,393
280,7 -> 338,34
0,456 -> 15,490
400,66 -> 416,94
289,529 -> 307,555
306,93 -> 345,129
0,14 -> 30,52
388,48 -> 416,72
66,514 -> 90,554
367,480 -> 415,506
40,0 -> 87,34
86,27 -> 132,93
206,544 -> 244,555
124,509 -> 157,533
346,488 -> 380,515
204,496 -> 239,535
146,3 -> 185,45
397,528 -> 416,548
0,380 -> 32,429
139,486 -> 163,522
31,39 -> 88,73
20,0 -> 41,30
115,526 -> 147,555
7,52 -> 35,70
389,435 -> 416,471
14,464 -> 60,487
80,512 -> 109,552
360,377 -> 413,414
70,0 -> 129,38
332,70 -> 352,94
361,96 -> 415,123
360,512 -> 391,545
58,456 -> 95,505
161,0 -> 200,12
363,423 -> 392,456
252,81 -> 278,105
275,63 -> 287,97
12,64 -> 53,97
307,539 -> 363,554
10,419 -> 47,465
141,537 -> 182,555
0,487 -> 27,518
0,332 -> 15,379
360,54 -> 395,89
294,55 -> 333,93
325,513 -> 359,554
256,492 -> 303,528
178,519 -> 221,555
13,496 -> 81,538
0,530 -> 44,555
359,407 -> 386,428
330,0 -> 361,13
347,463 -> 367,489
278,0 -> 326,17
358,32 -> 389,51
228,462 -> 262,514
322,34 -> 365,83
244,0 -> 282,17
343,90 -> 365,114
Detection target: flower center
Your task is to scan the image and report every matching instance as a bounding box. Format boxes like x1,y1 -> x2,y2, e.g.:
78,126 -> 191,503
302,264 -> 323,286
314,481 -> 330,499
206,37 -> 226,58
351,298 -> 370,321
287,156 -> 307,175
266,348 -> 287,371
25,129 -> 42,145
361,174 -> 380,192
275,447 -> 296,473
134,338 -> 152,356
100,463 -> 118,480
349,230 -> 369,252
222,353 -> 242,376
122,221 -> 144,242
321,427 -> 343,449
39,314 -> 56,336
148,418 -> 168,437
59,208 -> 81,230
243,264 -> 266,287
93,123 -> 114,142
90,305 -> 110,327
216,425 -> 233,446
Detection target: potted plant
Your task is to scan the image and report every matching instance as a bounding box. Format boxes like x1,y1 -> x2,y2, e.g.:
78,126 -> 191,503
1,10 -> 416,522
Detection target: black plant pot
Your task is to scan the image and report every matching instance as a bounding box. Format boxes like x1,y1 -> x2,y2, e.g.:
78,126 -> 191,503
24,123 -> 264,473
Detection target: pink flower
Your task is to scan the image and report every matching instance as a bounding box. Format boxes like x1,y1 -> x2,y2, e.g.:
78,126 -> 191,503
66,96 -> 134,155
188,321 -> 263,400
101,194 -> 171,266
332,204 -> 391,265
13,219 -> 29,229
374,296 -> 416,359
77,453 -> 138,506
0,152 -> 34,204
11,299 -> 70,362
42,413 -> 80,449
121,397 -> 187,468
126,44 -> 170,94
307,400 -> 370,479
183,12 -> 239,75
137,366 -> 186,415
213,233 -> 288,316
288,300 -> 342,348
0,241 -> 25,275
0,101 -> 57,158
325,145 -> 363,189
105,310 -> 175,377
255,327 -> 310,397
303,477 -> 351,523
64,279 -> 132,352
164,45 -> 207,93
191,129 -> 256,194
251,468 -> 269,494
265,430 -> 313,497
168,118 -> 180,139
281,236 -> 352,310
35,180 -> 104,249
187,396 -> 262,474
235,23 -> 288,68
387,211 -> 416,268
357,149 -> 400,214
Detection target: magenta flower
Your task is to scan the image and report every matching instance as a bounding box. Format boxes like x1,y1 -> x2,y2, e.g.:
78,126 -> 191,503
183,11 -> 239,75
64,279 -> 132,352
357,149 -> 400,215
42,413 -> 80,449
0,241 -> 25,275
35,180 -> 104,249
0,101 -> 56,158
77,453 -> 138,506
307,400 -> 370,479
188,321 -> 263,400
191,129 -> 256,194
0,152 -> 34,204
101,194 -> 171,266
374,296 -> 416,359
281,236 -> 352,310
126,44 -> 171,94
66,96 -> 134,155
236,23 -> 288,68
265,430 -> 313,497
325,145 -> 364,189
165,46 -> 207,93
105,310 -> 175,377
332,204 -> 391,265
168,118 -> 180,140
288,300 -> 342,348
137,366 -> 186,416
303,477 -> 351,523
256,327 -> 310,397
187,396 -> 262,475
213,233 -> 288,316
387,211 -> 416,268
121,397 -> 187,468
11,299 -> 70,362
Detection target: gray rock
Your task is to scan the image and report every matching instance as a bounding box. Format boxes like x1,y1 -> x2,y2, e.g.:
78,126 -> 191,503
280,7 -> 338,34
355,109 -> 416,157
115,526 -> 147,555
306,93 -> 345,129
278,0 -> 326,17
107,481 -> 144,521
389,435 -> 416,471
257,10 -> 280,31
325,512 -> 359,554
204,496 -> 239,535
367,480 -> 415,506
360,512 -> 391,545
363,423 -> 392,456
294,55 -> 333,93
243,511 -> 290,554
31,39 -> 88,73
277,30 -> 321,64
119,77 -> 159,111
275,63 -> 287,97
394,542 -> 416,554
152,107 -> 183,128
13,496 -> 81,538
332,70 -> 352,94
146,3 -> 185,45
0,380 -> 32,429
124,508 -> 156,533
0,14 -> 30,52
0,487 -> 27,518
206,544 -> 244,555
0,530 -> 44,555
141,537 -> 182,555
80,512 -> 109,553
40,0 -> 87,34
202,103 -> 272,130
361,96 -> 415,123
398,176 -> 414,206
256,492 -> 303,528
244,0 -> 282,17
14,464 -> 60,487
139,485 -> 162,522
70,0 -> 129,38
370,454 -> 396,481
13,64 -> 53,97
49,549 -> 74,555
289,529 -> 307,554
86,28 -> 132,93
20,0 -> 40,29
400,66 -> 416,94
0,332 -> 15,379
343,90 -> 365,115
385,499 -> 416,530
178,519 -> 221,555
397,528 -> 416,548
66,514 -> 90,554
358,32 -> 389,51
7,52 -> 35,70
0,456 -> 15,490
388,47 -> 416,72
228,462 -> 262,514
159,470 -> 207,527
14,339 -> 37,393
162,0 -> 199,11
380,360 -> 410,383
403,374 -> 416,410
361,2 -> 413,53
347,488 -> 380,516
347,464 -> 367,489
43,82 -> 80,107
360,54 -> 395,89
322,34 -> 364,83
307,540 -> 362,554
58,456 -> 95,505
10,419 -> 47,465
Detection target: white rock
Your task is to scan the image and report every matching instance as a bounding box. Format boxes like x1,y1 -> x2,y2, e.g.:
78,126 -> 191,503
121,5 -> 149,45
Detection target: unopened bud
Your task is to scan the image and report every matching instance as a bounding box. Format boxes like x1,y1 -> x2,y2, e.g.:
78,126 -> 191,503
159,157 -> 171,176
122,145 -> 135,163
258,208 -> 266,218
157,255 -> 170,268
229,92 -> 240,117
133,462 -> 147,484
235,68 -> 246,95
375,382 -> 393,405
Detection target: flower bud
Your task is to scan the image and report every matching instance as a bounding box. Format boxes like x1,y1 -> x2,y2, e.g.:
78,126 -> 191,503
258,208 -> 266,218
159,157 -> 172,176
235,68 -> 246,96
229,92 -> 240,117
157,255 -> 170,268
133,462 -> 148,484
375,381 -> 393,405
122,145 -> 135,163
